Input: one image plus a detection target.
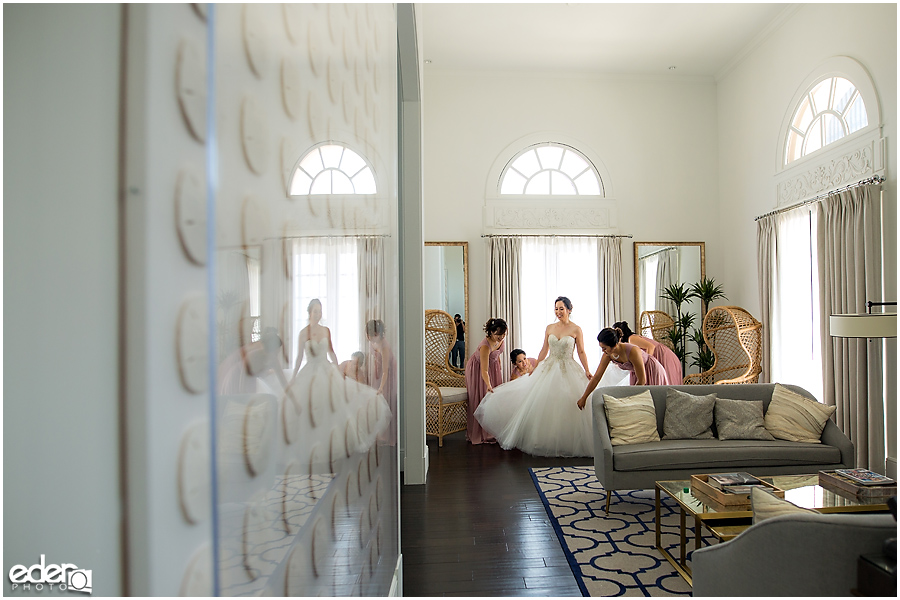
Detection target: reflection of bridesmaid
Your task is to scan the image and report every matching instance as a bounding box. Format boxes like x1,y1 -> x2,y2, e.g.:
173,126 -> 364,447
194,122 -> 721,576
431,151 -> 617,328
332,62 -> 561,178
464,318 -> 507,444
613,321 -> 683,385
367,319 -> 396,443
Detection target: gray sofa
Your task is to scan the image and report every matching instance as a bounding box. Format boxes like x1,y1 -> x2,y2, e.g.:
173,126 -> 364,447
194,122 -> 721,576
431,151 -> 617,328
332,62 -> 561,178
692,511 -> 896,596
591,384 -> 855,501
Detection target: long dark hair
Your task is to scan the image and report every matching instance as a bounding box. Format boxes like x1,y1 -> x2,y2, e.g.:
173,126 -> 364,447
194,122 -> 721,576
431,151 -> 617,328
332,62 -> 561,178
613,321 -> 635,342
483,318 -> 508,337
366,319 -> 385,339
597,327 -> 621,347
510,348 -> 526,365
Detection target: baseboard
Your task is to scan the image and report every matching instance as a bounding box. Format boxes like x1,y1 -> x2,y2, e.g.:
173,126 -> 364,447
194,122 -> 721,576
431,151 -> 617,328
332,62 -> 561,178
886,456 -> 897,480
389,554 -> 402,596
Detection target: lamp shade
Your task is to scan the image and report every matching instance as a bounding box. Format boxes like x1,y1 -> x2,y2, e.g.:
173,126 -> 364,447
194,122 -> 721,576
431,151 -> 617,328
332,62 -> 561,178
829,313 -> 897,338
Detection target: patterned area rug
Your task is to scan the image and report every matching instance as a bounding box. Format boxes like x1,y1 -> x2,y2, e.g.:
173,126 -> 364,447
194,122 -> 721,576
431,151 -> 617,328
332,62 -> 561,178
530,466 -> 705,597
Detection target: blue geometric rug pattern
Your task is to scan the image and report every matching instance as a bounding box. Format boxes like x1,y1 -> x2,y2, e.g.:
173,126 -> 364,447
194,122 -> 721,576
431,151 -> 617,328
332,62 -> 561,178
530,466 -> 704,597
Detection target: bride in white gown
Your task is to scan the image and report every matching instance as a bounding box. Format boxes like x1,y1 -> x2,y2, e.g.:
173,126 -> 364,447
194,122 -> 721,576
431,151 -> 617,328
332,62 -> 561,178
475,296 -> 628,457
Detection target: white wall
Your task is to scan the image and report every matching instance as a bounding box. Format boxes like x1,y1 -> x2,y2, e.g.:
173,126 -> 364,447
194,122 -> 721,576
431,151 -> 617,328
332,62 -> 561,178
423,69 -> 720,355
3,4 -> 122,595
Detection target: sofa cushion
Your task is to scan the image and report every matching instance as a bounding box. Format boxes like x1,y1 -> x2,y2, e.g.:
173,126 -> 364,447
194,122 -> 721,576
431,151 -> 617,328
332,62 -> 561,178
765,383 -> 836,443
663,389 -> 716,440
751,486 -> 817,524
715,398 -> 775,441
611,438 -> 842,472
603,390 -> 661,446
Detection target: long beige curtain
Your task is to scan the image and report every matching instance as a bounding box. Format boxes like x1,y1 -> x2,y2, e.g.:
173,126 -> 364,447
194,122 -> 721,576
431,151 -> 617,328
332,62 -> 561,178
818,184 -> 885,470
358,236 -> 385,349
598,236 -> 623,327
489,236 -> 522,382
756,215 -> 776,383
655,248 -> 678,318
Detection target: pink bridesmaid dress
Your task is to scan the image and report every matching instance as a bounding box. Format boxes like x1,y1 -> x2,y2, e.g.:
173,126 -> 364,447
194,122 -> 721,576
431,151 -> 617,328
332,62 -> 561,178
612,342 -> 670,385
646,338 -> 683,385
465,338 -> 504,444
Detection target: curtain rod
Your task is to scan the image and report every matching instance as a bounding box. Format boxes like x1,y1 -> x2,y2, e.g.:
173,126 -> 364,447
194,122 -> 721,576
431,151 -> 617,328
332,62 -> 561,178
481,234 -> 632,238
754,175 -> 884,222
638,246 -> 677,259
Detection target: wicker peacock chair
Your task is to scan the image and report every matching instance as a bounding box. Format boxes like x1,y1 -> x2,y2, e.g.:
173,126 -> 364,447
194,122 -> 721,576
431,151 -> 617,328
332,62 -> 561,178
684,305 -> 763,385
639,310 -> 676,351
424,309 -> 467,446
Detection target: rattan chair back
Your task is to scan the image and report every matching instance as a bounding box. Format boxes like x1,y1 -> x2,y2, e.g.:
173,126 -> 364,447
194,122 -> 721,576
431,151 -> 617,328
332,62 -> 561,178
424,309 -> 467,445
639,310 -> 676,351
684,305 -> 762,385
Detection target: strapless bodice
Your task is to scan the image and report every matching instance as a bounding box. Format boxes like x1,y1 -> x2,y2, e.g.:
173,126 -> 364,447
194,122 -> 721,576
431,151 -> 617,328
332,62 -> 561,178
546,335 -> 576,371
305,338 -> 330,361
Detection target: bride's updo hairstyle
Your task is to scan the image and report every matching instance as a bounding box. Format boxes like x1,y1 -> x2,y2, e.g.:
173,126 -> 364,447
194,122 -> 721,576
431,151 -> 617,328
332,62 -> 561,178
597,327 -> 621,347
308,298 -> 322,313
613,321 -> 635,342
483,318 -> 508,337
555,296 -> 573,311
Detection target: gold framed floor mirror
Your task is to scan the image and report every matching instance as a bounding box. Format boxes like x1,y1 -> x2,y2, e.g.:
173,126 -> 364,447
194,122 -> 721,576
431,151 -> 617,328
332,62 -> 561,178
633,241 -> 706,338
424,242 -> 469,372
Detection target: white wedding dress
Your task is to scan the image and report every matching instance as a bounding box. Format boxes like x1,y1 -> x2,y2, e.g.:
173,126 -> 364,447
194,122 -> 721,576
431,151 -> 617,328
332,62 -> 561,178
286,338 -> 391,452
474,334 -> 628,457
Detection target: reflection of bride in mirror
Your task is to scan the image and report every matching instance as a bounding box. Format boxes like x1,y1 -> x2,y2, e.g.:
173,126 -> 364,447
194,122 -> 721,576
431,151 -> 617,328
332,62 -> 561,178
218,327 -> 290,395
287,299 -> 390,448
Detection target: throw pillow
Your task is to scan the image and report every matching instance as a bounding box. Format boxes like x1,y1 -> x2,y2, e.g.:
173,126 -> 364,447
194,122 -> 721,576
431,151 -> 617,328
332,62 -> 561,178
751,486 -> 817,524
662,389 -> 716,440
764,383 -> 836,443
715,398 -> 775,441
603,390 -> 661,446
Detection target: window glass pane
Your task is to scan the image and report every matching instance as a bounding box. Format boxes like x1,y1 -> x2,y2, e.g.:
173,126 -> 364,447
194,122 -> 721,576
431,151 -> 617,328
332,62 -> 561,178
551,171 -> 576,195
310,171 -> 331,194
559,150 -> 588,179
320,144 -> 343,168
536,146 -> 564,170
845,95 -> 868,133
804,117 -> 823,154
822,113 -> 845,145
299,149 -> 324,177
524,170 -> 550,195
339,148 -> 366,176
500,169 -> 527,194
574,171 -> 601,195
290,170 -> 312,195
352,168 -> 376,194
332,170 -> 354,194
512,150 -> 541,178
792,96 -> 813,132
832,77 -> 855,113
785,131 -> 803,164
810,78 -> 832,114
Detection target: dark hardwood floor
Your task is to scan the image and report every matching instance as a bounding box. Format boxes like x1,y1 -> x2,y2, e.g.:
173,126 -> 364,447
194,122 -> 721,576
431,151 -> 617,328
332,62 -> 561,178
400,431 -> 592,597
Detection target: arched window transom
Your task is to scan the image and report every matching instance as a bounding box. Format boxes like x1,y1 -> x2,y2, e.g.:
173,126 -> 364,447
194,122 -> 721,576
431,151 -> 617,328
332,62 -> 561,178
784,76 -> 868,165
290,143 -> 376,195
500,143 -> 603,196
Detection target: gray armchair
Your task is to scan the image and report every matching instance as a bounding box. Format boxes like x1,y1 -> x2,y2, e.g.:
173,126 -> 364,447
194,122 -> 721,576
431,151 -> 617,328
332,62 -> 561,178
692,511 -> 896,596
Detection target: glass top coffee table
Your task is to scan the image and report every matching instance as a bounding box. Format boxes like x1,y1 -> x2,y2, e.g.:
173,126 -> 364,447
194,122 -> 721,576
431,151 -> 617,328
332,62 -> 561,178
654,473 -> 891,586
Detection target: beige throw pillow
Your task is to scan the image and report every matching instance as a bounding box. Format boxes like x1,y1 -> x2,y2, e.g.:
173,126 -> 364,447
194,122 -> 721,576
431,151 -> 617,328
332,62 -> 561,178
751,486 -> 817,524
603,390 -> 661,446
764,383 -> 836,443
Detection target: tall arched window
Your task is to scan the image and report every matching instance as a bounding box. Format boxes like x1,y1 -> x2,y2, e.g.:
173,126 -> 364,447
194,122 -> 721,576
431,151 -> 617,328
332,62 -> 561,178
290,143 -> 377,195
784,76 -> 869,165
499,143 -> 603,196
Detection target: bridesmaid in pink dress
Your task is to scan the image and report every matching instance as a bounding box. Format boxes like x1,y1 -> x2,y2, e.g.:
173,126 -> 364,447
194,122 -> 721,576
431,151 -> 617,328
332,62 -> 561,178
577,327 -> 669,410
465,318 -> 507,444
613,321 -> 683,385
367,319 -> 397,445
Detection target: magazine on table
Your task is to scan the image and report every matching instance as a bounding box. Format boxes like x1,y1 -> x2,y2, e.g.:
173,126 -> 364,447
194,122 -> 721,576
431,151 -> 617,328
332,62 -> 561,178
707,472 -> 762,489
835,468 -> 895,486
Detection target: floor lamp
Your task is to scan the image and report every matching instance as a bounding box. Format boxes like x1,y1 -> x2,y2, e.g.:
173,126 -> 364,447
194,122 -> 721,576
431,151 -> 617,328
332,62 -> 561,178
830,301 -> 897,477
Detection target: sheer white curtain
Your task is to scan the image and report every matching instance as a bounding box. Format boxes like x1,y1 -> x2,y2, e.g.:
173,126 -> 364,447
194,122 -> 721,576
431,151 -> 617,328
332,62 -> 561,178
520,237 -> 605,368
768,207 -> 823,402
290,237 -> 361,366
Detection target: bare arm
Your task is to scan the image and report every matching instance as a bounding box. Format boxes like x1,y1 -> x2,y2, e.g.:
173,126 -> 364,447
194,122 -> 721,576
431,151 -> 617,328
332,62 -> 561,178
292,328 -> 308,377
377,340 -> 391,395
573,326 -> 592,378
629,334 -> 656,356
531,327 -> 552,373
630,344 -> 648,385
325,328 -> 339,365
577,354 -> 612,410
479,343 -> 494,393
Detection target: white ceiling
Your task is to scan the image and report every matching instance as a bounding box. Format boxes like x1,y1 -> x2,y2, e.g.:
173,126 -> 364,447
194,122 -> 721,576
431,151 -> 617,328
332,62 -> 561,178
420,3 -> 794,79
